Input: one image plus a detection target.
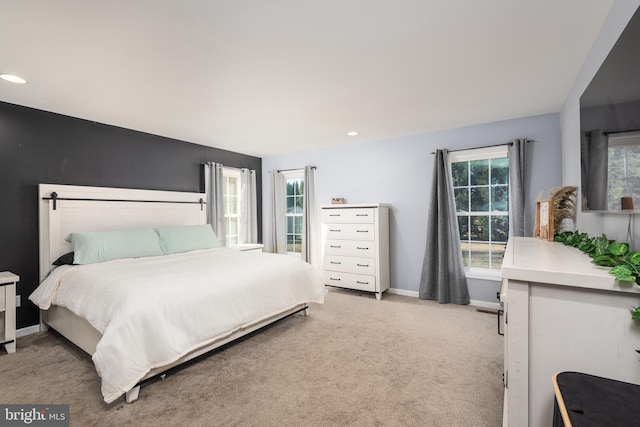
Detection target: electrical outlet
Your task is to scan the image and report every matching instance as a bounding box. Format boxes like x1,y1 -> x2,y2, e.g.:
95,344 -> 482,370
15,295 -> 21,308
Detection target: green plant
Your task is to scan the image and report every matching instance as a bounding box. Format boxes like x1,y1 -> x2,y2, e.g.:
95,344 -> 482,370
555,230 -> 640,326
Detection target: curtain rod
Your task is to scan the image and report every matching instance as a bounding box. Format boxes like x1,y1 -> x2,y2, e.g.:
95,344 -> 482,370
429,139 -> 535,155
201,163 -> 253,172
274,166 -> 317,173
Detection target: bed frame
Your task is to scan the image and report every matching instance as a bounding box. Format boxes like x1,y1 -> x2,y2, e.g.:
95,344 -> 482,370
38,184 -> 309,403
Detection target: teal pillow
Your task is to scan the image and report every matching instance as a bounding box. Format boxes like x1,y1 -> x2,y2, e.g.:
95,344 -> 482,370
154,224 -> 222,255
68,228 -> 164,264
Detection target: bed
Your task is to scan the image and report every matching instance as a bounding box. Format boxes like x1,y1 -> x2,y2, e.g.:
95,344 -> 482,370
30,184 -> 325,404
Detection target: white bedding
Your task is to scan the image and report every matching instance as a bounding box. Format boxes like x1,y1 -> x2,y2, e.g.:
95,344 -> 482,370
30,248 -> 325,403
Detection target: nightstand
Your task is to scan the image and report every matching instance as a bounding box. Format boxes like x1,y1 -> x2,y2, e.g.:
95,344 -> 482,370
0,271 -> 18,354
230,243 -> 264,252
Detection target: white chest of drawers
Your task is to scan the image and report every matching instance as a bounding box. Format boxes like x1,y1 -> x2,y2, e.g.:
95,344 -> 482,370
321,204 -> 390,300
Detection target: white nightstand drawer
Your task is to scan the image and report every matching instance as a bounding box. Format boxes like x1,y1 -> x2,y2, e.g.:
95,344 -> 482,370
0,289 -> 4,311
325,223 -> 375,241
324,255 -> 375,275
323,271 -> 376,292
324,239 -> 375,257
322,208 -> 375,224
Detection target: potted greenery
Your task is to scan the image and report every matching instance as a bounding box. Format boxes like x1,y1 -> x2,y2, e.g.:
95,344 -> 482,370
554,231 -> 640,330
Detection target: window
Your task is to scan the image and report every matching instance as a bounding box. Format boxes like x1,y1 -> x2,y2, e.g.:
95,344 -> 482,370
449,146 -> 509,271
607,131 -> 640,210
282,170 -> 304,257
223,168 -> 241,247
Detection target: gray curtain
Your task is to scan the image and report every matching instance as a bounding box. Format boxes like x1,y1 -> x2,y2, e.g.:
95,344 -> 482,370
205,162 -> 226,245
581,130 -> 608,210
239,168 -> 258,244
419,149 -> 469,304
267,170 -> 286,254
301,166 -> 316,265
508,139 -> 529,237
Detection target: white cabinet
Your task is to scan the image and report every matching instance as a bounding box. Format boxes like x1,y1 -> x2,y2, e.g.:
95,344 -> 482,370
321,204 -> 390,300
501,237 -> 640,427
0,271 -> 18,354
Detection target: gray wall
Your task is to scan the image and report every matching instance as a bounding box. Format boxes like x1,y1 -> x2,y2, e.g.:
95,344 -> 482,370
0,101 -> 262,329
263,113 -> 562,304
562,0 -> 640,245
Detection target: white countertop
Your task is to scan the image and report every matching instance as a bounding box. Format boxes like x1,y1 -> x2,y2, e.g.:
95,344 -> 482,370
501,237 -> 640,295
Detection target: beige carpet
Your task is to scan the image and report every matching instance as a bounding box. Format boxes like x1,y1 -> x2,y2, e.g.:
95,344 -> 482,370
0,290 -> 504,426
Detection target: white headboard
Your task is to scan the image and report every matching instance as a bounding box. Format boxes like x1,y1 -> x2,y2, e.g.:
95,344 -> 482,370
39,184 -> 207,280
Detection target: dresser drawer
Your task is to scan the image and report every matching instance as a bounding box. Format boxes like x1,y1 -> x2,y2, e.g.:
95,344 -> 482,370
323,271 -> 376,292
322,208 -> 375,224
324,239 -> 375,257
0,288 -> 4,311
324,255 -> 375,275
325,223 -> 375,241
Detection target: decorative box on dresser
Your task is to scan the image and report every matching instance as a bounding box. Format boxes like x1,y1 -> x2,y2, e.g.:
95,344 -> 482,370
321,203 -> 390,300
0,271 -> 18,354
501,237 -> 640,427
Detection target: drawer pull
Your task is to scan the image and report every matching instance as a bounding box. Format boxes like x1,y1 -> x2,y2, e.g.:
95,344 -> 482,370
330,261 -> 342,265
357,264 -> 370,267
356,230 -> 369,233
330,229 -> 341,232
329,277 -> 341,281
329,214 -> 341,217
355,214 -> 369,217
330,245 -> 342,248
357,280 -> 369,285
356,246 -> 369,250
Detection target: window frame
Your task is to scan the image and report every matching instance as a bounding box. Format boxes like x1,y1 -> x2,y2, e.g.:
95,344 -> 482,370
282,169 -> 304,257
448,146 -> 509,278
222,167 -> 241,247
607,130 -> 640,210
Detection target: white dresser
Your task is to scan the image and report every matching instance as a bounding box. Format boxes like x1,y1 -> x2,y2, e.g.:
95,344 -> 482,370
321,204 -> 390,300
501,237 -> 640,427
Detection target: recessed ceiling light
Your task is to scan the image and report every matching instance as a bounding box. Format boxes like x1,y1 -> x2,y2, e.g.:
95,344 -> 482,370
347,131 -> 359,136
0,74 -> 27,84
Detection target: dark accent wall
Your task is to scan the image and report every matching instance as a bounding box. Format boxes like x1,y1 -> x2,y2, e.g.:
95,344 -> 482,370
0,101 -> 262,329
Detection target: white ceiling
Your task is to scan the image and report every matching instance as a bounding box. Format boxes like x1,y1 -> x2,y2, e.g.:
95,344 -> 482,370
0,1 -> 614,157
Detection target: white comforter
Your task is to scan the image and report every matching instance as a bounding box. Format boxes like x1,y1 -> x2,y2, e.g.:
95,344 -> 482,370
30,248 -> 325,403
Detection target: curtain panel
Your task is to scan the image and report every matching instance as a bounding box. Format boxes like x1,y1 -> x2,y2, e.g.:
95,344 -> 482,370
419,149 -> 469,304
508,139 -> 529,237
302,166 -> 317,265
581,130 -> 608,210
205,162 -> 226,245
267,170 -> 286,254
239,168 -> 258,244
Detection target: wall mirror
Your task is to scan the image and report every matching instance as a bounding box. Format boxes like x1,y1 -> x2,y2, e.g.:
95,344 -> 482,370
580,5 -> 640,212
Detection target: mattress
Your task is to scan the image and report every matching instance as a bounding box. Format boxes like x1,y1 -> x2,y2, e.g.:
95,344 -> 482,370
30,248 -> 325,403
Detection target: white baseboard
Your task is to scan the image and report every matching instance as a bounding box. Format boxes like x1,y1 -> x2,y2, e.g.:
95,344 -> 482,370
386,288 -> 419,298
16,324 -> 40,338
387,288 -> 501,310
